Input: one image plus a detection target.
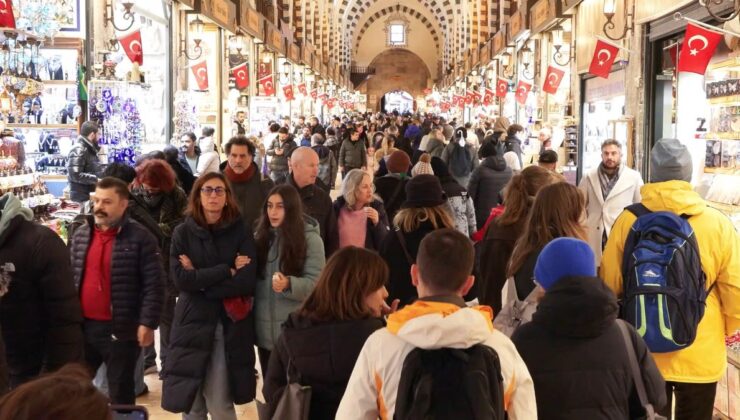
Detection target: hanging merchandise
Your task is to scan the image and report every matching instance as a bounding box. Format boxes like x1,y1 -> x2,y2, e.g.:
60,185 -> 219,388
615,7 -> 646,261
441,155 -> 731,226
515,81 -> 532,105
543,66 -> 565,95
88,81 -> 148,165
453,94 -> 465,108
191,60 -> 209,91
282,84 -> 294,101
232,62 -> 249,90
496,78 -> 509,97
589,39 -> 620,79
677,23 -> 723,75
297,82 -> 307,96
118,30 -> 144,66
173,90 -> 199,137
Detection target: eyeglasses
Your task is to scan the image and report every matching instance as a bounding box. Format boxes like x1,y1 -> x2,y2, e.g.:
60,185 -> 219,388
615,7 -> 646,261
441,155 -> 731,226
200,187 -> 226,196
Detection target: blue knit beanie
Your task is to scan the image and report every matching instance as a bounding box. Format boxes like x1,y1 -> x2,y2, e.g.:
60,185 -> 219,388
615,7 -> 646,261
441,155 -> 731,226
534,238 -> 596,291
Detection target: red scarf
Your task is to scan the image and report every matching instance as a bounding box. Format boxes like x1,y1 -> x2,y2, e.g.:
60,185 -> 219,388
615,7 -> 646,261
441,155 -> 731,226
224,162 -> 256,183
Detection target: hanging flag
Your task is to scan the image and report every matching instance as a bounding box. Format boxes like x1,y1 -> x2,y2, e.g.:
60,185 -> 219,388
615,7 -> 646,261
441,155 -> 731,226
496,78 -> 509,97
471,90 -> 482,104
515,81 -> 532,105
588,39 -> 620,79
231,62 -> 249,90
542,66 -> 565,95
440,101 -> 451,112
677,23 -> 723,75
310,89 -> 318,100
0,0 -> 16,29
483,88 -> 495,106
453,94 -> 465,108
283,84 -> 294,100
297,83 -> 307,96
259,74 -> 275,96
464,91 -> 474,105
119,30 -> 143,66
318,93 -> 328,104
191,60 -> 209,90
257,62 -> 272,79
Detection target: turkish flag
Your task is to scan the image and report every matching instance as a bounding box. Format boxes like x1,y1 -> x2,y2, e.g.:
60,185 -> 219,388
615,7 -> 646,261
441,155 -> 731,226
515,81 -> 532,105
310,89 -> 318,100
283,84 -> 294,101
483,88 -> 495,106
259,74 -> 275,96
191,60 -> 209,90
471,90 -> 482,104
231,62 -> 249,90
542,66 -> 565,95
257,62 -> 272,79
588,39 -> 620,79
319,93 -> 328,104
453,95 -> 465,108
677,23 -> 723,75
119,30 -> 143,66
440,102 -> 451,112
464,91 -> 474,105
0,0 -> 16,29
496,78 -> 509,97
297,83 -> 307,96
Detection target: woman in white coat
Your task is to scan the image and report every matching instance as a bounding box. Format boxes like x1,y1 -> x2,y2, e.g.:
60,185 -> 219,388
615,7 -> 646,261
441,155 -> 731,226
196,136 -> 221,176
578,140 -> 643,267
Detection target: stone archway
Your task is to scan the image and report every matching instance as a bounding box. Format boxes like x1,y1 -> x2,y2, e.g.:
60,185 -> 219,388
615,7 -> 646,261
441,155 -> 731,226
364,49 -> 431,112
380,90 -> 415,113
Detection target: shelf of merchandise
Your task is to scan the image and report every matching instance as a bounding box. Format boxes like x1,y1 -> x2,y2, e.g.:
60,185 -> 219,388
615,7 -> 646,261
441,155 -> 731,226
7,123 -> 77,130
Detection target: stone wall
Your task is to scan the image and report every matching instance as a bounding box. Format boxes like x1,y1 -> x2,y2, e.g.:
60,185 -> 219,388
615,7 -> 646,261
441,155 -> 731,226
363,49 -> 431,112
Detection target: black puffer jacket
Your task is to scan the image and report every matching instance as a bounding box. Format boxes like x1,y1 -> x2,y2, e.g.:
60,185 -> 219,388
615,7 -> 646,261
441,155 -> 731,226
332,197 -> 389,251
338,139 -> 367,169
0,196 -> 83,387
67,137 -> 102,202
287,176 -> 338,257
467,156 -> 512,230
264,313 -> 384,420
380,221 -> 437,307
70,214 -> 164,340
374,175 -> 408,225
162,217 -> 258,413
511,276 -> 666,419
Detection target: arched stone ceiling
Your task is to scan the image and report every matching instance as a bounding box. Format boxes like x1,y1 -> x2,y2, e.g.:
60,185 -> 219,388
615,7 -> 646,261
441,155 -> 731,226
353,5 -> 441,55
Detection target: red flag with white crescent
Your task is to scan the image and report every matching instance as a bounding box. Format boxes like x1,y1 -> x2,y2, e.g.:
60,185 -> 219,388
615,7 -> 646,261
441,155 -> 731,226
471,90 -> 482,104
191,60 -> 209,90
453,95 -> 465,108
310,89 -> 318,100
231,62 -> 249,90
0,0 -> 16,29
440,101 -> 451,112
119,30 -> 143,66
259,74 -> 275,96
515,81 -> 532,105
483,88 -> 495,105
283,84 -> 294,101
588,39 -> 620,79
677,23 -> 723,75
496,78 -> 509,97
542,66 -> 565,95
297,83 -> 307,96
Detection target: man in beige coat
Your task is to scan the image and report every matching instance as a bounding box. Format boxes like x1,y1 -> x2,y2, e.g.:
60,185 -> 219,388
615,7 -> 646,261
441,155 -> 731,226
578,139 -> 643,267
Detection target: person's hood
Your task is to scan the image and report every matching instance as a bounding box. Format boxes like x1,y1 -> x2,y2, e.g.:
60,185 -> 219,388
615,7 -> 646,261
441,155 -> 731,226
312,145 -> 331,159
386,301 -> 495,349
199,136 -> 215,152
640,180 -> 706,217
532,276 -> 618,339
303,215 -> 320,235
493,117 -> 510,133
0,193 -> 33,237
482,155 -> 507,171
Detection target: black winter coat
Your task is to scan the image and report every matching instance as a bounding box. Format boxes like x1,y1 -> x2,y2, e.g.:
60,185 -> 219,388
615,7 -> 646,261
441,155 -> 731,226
467,156 -> 512,230
511,276 -> 666,419
287,176 -> 339,257
478,218 -> 526,314
67,137 -> 101,202
380,221 -> 437,307
0,214 -> 84,387
70,214 -> 164,340
162,217 -> 258,413
332,197 -> 389,251
504,135 -> 523,167
221,161 -> 275,231
374,175 -> 408,225
264,313 -> 384,420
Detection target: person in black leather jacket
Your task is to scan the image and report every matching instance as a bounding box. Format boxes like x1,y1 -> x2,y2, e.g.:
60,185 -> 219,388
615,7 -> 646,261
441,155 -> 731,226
67,122 -> 102,202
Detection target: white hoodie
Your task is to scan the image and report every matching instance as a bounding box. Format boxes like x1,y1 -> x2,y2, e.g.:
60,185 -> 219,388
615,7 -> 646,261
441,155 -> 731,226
196,136 -> 220,176
336,300 -> 537,420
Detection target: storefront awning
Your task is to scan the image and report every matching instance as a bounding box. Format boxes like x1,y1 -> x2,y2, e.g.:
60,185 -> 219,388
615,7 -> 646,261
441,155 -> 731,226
531,0 -> 563,34
562,0 -> 584,14
239,2 -> 263,40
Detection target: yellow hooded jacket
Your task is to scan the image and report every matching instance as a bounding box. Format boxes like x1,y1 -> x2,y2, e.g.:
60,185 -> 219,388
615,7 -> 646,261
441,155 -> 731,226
600,181 -> 740,383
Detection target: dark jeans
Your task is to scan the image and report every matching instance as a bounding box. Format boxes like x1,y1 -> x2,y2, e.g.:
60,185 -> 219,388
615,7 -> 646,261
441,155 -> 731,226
83,320 -> 139,404
258,347 -> 271,380
657,381 -> 717,420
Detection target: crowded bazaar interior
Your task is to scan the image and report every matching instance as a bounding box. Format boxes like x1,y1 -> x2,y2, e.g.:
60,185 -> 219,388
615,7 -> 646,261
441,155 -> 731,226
0,0 -> 739,419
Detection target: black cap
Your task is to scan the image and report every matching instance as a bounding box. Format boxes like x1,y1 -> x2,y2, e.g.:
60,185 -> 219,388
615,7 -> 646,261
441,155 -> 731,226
402,175 -> 447,209
538,150 -> 558,164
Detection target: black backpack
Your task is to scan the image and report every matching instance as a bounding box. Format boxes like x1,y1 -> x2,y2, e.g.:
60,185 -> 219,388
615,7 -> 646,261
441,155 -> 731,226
449,142 -> 473,178
394,345 -> 506,420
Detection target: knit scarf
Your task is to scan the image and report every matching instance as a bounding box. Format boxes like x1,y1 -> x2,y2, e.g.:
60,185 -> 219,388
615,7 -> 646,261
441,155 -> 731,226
224,163 -> 256,183
598,163 -> 621,200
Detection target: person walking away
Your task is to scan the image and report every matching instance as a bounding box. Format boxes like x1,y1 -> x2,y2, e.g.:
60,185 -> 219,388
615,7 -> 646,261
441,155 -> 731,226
162,173 -> 259,418
431,157 -> 477,237
410,153 -> 434,177
338,130 -> 367,179
264,247 -> 392,420
254,185 -> 325,378
310,134 -> 338,190
504,124 -> 525,168
267,127 -> 297,184
512,238 -> 666,419
468,141 -> 513,230
337,229 -> 537,419
373,151 -> 410,224
333,169 -> 390,252
195,135 -> 220,176
67,121 -> 102,203
578,139 -> 642,267
442,127 -> 479,188
601,138 -> 740,420
163,145 -> 195,195
537,150 -> 558,172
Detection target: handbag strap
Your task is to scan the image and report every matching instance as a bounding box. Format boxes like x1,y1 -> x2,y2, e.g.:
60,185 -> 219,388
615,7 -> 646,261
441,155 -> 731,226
395,229 -> 414,265
282,336 -> 303,385
616,320 -> 656,419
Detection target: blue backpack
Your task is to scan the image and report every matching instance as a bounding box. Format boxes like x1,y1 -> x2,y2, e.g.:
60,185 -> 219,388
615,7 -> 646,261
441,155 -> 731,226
621,203 -> 712,353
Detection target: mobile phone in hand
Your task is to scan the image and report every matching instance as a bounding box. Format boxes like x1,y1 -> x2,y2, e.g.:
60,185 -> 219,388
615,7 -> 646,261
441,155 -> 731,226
111,405 -> 148,420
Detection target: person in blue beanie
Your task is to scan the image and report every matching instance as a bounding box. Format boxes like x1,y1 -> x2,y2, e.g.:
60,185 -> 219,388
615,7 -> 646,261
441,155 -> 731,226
511,237 -> 666,420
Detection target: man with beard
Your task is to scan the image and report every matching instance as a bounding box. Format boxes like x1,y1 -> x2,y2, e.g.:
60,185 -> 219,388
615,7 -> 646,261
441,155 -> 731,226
221,135 -> 274,230
578,139 -> 643,267
69,177 -> 164,404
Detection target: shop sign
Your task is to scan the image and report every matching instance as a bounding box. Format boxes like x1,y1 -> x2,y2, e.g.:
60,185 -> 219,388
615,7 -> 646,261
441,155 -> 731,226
562,0 -> 584,13
200,0 -> 237,33
509,10 -> 526,41
493,29 -> 507,56
531,0 -> 562,34
241,3 -> 262,38
480,41 -> 491,65
179,0 -> 196,8
289,44 -> 301,63
266,25 -> 283,54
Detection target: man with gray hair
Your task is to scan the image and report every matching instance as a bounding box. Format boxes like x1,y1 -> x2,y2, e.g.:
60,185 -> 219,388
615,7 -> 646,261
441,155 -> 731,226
578,139 -> 643,266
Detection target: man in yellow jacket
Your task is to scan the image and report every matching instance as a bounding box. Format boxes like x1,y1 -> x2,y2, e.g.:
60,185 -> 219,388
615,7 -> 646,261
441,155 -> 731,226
601,138 -> 740,420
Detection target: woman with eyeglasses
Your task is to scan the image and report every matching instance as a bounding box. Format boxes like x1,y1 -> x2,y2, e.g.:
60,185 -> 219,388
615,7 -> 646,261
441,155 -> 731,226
254,184 -> 326,379
162,172 -> 258,418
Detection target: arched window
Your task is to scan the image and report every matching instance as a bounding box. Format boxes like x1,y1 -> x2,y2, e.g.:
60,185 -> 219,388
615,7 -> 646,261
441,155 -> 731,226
384,10 -> 409,47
